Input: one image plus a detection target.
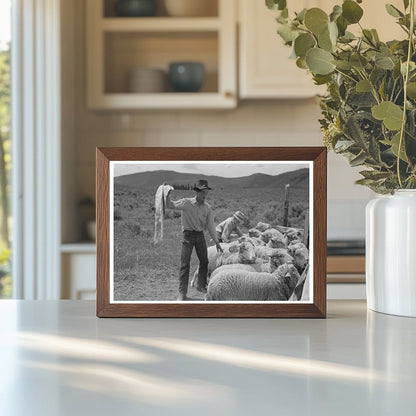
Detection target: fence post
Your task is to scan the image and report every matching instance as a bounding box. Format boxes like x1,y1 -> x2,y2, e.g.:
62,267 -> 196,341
303,209 -> 309,247
283,184 -> 290,226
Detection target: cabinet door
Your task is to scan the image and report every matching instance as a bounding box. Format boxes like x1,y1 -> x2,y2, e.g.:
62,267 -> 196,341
239,0 -> 404,99
239,0 -> 325,99
62,253 -> 96,300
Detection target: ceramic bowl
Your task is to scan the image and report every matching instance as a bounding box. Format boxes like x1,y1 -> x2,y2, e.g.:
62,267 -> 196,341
114,0 -> 158,17
128,68 -> 167,93
168,62 -> 205,92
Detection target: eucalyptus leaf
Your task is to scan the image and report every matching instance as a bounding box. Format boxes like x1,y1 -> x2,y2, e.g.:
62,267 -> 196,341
350,151 -> 368,166
333,60 -> 353,70
336,15 -> 348,36
318,27 -> 334,52
355,178 -> 378,186
305,48 -> 335,75
369,136 -> 382,163
330,5 -> 342,21
277,23 -> 299,43
266,0 -> 287,11
371,29 -> 380,42
375,55 -> 395,70
385,4 -> 404,17
334,140 -> 355,151
313,74 -> 332,85
385,132 -> 409,162
296,8 -> 307,23
294,33 -> 316,58
363,29 -> 376,46
356,79 -> 372,92
350,54 -> 368,70
304,8 -> 329,35
403,0 -> 409,10
372,101 -> 404,130
296,57 -> 308,69
342,0 -> 363,24
407,82 -> 416,99
343,114 -> 370,148
339,31 -> 356,43
359,170 -> 391,180
328,21 -> 338,45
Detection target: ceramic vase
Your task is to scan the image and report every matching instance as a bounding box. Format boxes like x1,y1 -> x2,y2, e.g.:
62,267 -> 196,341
366,190 -> 416,317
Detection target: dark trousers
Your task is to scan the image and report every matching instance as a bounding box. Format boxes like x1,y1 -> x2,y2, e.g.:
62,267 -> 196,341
179,230 -> 208,295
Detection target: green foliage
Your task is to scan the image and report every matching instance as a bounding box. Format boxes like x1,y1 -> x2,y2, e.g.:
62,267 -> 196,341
266,0 -> 416,193
0,247 -> 11,298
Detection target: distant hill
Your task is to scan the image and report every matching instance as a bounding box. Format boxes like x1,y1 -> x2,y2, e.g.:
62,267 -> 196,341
114,168 -> 309,193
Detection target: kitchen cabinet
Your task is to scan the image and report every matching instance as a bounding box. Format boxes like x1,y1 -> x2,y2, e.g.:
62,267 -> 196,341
86,0 -> 237,109
238,0 -> 404,99
61,245 -> 96,300
238,0 -> 325,99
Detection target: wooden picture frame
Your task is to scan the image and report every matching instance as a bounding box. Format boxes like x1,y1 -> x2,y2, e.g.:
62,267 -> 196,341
96,147 -> 327,318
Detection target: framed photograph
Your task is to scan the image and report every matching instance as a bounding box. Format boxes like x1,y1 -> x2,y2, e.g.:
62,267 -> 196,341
96,147 -> 327,318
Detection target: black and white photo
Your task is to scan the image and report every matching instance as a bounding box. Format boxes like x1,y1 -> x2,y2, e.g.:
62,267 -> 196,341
110,161 -> 313,303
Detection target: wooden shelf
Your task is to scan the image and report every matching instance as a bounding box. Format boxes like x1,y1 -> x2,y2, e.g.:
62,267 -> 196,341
89,92 -> 235,110
327,256 -> 365,284
327,256 -> 365,274
86,0 -> 237,109
101,17 -> 221,32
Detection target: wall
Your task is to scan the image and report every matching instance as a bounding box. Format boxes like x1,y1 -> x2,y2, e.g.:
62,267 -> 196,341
61,0 -> 374,243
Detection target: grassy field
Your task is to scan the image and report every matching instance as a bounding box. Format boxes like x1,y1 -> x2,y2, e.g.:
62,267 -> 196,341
113,180 -> 309,301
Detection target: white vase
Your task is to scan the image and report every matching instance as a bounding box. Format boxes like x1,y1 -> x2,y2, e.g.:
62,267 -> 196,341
366,189 -> 416,317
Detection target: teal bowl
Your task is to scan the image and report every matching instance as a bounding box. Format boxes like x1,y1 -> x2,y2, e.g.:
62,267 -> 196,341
168,62 -> 205,92
114,0 -> 157,17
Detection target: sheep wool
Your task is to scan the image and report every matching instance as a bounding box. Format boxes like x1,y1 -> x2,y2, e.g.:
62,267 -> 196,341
206,264 -> 300,301
153,184 -> 174,245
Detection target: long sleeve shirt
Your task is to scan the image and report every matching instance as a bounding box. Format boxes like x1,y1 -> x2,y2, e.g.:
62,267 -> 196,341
215,217 -> 243,243
166,196 -> 218,242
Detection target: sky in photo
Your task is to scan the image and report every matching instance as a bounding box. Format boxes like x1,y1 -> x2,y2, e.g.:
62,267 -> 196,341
113,161 -> 310,178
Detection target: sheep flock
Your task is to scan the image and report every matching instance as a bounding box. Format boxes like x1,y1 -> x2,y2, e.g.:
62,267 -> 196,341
193,222 -> 310,302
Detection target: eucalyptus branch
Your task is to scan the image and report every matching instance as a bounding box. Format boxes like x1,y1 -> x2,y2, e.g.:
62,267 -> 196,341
358,69 -> 381,104
397,0 -> 415,188
334,68 -> 359,84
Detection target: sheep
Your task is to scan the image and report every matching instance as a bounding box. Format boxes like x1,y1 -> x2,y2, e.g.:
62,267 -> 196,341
260,228 -> 285,243
248,228 -> 262,238
210,247 -> 292,277
285,232 -> 303,245
238,235 -> 265,246
206,263 -> 301,301
267,235 -> 287,249
190,241 -> 257,287
288,241 -> 309,272
255,222 -> 271,232
210,260 -> 268,278
254,245 -> 293,263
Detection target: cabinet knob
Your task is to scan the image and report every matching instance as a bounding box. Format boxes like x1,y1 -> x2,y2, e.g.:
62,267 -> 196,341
224,91 -> 234,99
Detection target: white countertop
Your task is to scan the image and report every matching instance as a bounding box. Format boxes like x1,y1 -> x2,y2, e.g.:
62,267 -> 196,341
0,300 -> 415,416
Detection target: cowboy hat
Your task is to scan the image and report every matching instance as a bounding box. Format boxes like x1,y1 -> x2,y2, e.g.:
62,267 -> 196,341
193,179 -> 212,191
233,211 -> 247,222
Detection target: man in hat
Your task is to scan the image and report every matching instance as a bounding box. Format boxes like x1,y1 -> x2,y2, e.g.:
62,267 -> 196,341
216,211 -> 248,243
166,179 -> 223,301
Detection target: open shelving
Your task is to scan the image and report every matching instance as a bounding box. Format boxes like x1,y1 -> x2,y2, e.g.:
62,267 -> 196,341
86,0 -> 237,109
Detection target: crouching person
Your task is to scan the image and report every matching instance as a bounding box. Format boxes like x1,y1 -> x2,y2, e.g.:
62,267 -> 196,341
216,211 -> 247,243
165,180 -> 223,301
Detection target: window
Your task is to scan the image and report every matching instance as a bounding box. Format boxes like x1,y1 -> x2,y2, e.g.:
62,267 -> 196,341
0,0 -> 11,298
